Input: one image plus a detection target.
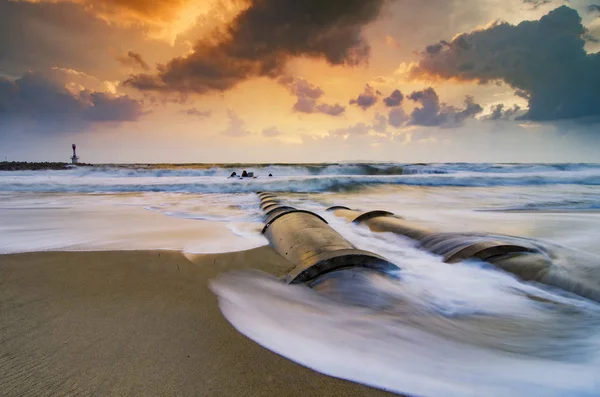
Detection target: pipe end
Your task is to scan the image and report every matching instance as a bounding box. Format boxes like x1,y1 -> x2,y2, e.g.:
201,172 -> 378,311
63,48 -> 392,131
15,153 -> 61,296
286,249 -> 400,284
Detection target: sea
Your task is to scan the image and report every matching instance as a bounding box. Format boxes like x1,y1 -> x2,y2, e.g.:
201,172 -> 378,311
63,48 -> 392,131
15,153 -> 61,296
1,162 -> 600,396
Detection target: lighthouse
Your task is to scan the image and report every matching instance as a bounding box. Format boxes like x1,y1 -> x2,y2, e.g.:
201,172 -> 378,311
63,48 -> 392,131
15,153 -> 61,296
71,143 -> 79,164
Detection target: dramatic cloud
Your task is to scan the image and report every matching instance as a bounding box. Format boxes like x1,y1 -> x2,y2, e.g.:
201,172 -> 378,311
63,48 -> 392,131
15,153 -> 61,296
407,88 -> 483,127
262,126 -> 282,137
17,0 -> 190,22
349,84 -> 380,110
184,107 -> 211,118
118,51 -> 150,70
383,89 -> 404,107
484,104 -> 522,120
12,0 -> 222,41
0,71 -> 143,134
221,109 -> 250,137
80,90 -> 143,121
125,0 -> 385,93
280,77 -> 345,116
588,4 -> 600,13
409,6 -> 600,121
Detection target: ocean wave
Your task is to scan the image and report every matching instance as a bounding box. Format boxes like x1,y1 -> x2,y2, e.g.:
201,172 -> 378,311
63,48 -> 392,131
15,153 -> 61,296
2,162 -> 600,195
4,163 -> 600,179
2,171 -> 600,194
49,163 -> 412,177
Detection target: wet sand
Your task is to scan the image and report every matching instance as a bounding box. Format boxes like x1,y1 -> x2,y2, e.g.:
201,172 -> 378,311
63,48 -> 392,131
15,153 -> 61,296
0,248 -> 395,396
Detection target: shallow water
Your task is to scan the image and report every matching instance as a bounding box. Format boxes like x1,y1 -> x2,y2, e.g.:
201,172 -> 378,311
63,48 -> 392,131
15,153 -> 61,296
1,162 -> 600,396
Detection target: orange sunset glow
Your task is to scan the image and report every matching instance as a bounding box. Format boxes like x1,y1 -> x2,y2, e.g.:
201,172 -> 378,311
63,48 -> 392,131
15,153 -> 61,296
1,0 -> 599,162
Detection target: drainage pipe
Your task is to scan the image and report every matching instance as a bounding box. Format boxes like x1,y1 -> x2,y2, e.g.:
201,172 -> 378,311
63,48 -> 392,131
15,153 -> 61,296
327,206 -> 600,302
258,194 -> 399,284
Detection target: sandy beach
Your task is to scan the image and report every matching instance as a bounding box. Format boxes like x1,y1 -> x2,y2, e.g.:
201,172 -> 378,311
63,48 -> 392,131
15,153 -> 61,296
0,248 -> 395,396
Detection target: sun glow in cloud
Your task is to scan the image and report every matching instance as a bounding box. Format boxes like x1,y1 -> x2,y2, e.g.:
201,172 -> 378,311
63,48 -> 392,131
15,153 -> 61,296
15,0 -> 246,43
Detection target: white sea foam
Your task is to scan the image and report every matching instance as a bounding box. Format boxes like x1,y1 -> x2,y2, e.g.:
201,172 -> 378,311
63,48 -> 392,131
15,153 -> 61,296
210,217 -> 600,397
0,192 -> 265,253
2,163 -> 600,194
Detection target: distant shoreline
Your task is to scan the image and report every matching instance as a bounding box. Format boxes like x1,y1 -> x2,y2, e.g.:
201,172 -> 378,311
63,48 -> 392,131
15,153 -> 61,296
2,161 -> 599,172
0,161 -> 91,171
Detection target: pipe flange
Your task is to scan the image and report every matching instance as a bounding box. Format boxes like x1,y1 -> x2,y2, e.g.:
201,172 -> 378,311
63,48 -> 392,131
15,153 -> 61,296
264,205 -> 296,217
262,209 -> 328,234
326,205 -> 352,211
352,210 -> 395,224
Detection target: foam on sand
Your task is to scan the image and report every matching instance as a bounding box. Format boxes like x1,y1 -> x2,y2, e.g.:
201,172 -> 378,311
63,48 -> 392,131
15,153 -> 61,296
210,218 -> 600,397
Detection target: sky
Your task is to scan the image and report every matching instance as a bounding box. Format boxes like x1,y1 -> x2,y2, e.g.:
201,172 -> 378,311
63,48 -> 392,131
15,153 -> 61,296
1,0 -> 599,163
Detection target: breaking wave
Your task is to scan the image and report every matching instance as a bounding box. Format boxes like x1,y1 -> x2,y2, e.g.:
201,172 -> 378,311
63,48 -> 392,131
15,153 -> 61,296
2,168 -> 600,194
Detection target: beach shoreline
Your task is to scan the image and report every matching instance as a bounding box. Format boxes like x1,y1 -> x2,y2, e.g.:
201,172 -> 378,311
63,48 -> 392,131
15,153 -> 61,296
0,248 -> 395,396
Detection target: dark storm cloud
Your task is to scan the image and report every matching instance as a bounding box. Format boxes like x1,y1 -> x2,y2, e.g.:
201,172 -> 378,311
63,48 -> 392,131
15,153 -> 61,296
80,90 -> 143,121
425,43 -> 445,54
184,107 -> 211,118
484,104 -> 522,120
349,84 -> 380,110
125,0 -> 385,93
280,77 -> 345,116
0,72 -> 143,133
383,89 -> 404,107
407,88 -> 483,127
410,6 -> 600,121
118,51 -> 150,70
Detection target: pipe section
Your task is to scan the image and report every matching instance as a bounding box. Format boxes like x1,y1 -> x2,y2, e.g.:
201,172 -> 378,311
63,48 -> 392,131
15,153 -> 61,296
327,208 -> 432,240
260,198 -> 281,211
258,193 -> 399,284
328,206 -> 600,302
327,207 -> 538,263
264,205 -> 295,217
